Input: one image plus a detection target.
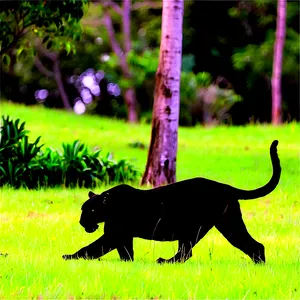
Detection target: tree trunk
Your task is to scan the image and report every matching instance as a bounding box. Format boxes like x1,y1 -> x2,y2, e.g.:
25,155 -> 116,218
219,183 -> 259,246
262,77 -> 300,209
123,0 -> 132,54
35,41 -> 72,111
124,88 -> 139,123
52,58 -> 73,111
102,1 -> 139,123
141,0 -> 184,187
271,0 -> 287,124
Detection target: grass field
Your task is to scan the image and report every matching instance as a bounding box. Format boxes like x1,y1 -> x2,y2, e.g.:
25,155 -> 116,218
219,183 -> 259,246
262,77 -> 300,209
0,101 -> 300,299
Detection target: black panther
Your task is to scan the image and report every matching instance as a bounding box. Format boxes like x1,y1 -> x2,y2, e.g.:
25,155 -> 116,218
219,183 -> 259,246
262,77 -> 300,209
63,140 -> 281,264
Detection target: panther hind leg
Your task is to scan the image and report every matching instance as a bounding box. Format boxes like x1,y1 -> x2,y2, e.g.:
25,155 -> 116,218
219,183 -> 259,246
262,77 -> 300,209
117,237 -> 134,261
215,203 -> 266,264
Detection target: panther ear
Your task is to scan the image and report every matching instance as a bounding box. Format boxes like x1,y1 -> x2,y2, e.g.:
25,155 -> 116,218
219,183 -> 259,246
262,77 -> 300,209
88,191 -> 96,198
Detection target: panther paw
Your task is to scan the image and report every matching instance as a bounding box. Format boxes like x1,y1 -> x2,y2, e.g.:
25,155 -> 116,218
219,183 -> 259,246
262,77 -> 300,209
156,257 -> 167,264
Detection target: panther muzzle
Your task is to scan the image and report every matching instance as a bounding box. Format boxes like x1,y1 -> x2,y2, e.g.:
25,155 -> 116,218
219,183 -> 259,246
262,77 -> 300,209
84,225 -> 99,233
80,219 -> 99,233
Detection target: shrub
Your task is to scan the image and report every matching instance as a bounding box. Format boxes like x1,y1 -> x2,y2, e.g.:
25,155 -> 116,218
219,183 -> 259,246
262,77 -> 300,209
0,116 -> 44,188
0,116 -> 140,189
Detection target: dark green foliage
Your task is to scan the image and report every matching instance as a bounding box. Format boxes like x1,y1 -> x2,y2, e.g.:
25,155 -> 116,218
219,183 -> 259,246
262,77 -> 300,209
0,0 -> 88,55
0,116 -> 44,188
0,116 -> 140,189
128,141 -> 147,150
34,148 -> 64,188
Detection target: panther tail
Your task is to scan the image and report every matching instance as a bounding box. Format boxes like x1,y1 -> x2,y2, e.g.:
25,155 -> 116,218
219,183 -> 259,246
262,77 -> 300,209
236,140 -> 281,200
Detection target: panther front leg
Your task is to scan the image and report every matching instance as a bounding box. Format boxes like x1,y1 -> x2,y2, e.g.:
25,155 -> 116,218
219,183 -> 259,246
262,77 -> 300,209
156,240 -> 193,264
63,234 -> 117,260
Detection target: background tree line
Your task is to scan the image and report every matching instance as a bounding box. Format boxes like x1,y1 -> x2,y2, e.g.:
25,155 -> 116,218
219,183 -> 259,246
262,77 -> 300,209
1,0 -> 299,126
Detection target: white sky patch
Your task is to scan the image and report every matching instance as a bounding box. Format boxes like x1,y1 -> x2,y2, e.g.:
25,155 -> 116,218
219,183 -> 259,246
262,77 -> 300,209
107,83 -> 121,97
95,70 -> 105,82
80,88 -> 93,104
35,89 -> 49,103
74,100 -> 86,114
101,54 -> 110,62
82,75 -> 95,89
90,85 -> 100,96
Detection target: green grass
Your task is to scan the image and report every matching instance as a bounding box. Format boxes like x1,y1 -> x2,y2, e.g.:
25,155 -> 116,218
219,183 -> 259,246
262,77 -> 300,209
0,101 -> 300,299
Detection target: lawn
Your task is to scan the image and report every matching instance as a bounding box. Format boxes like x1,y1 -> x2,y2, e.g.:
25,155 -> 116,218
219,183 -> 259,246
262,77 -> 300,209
0,102 -> 300,299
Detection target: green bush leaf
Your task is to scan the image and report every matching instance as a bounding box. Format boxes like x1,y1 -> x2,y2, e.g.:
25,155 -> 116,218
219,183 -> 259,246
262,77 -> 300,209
0,115 -> 140,188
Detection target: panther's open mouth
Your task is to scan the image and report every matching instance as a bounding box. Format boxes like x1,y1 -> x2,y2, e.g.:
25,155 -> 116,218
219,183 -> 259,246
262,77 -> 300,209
85,225 -> 99,233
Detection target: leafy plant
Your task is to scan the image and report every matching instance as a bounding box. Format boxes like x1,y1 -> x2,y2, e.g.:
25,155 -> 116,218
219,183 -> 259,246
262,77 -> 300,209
0,116 -> 140,189
61,141 -> 140,187
0,116 -> 28,158
0,116 -> 44,188
62,140 -> 99,188
32,148 -> 64,188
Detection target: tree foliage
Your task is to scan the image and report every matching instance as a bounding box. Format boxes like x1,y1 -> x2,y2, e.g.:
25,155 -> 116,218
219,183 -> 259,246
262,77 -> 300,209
0,0 -> 299,123
0,0 -> 88,57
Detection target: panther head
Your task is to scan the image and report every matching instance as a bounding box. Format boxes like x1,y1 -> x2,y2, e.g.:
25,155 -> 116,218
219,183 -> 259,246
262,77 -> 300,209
79,190 -> 110,233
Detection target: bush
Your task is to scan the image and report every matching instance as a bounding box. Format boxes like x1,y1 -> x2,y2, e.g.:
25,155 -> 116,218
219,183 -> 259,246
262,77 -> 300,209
0,116 -> 140,189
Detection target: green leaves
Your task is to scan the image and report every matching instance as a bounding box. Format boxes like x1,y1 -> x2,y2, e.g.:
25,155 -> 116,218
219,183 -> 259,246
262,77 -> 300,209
42,36 -> 50,44
1,54 -> 11,67
61,140 -> 140,188
0,116 -> 140,189
18,136 -> 44,162
195,72 -> 213,88
0,0 -> 88,56
0,115 -> 44,188
0,116 -> 28,158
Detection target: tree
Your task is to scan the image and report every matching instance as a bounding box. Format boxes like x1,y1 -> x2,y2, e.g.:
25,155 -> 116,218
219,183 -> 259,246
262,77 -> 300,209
93,0 -> 163,123
189,1 -> 299,123
141,0 -> 184,187
0,0 -> 87,109
95,0 -> 139,123
271,0 -> 287,124
34,40 -> 72,110
0,0 -> 87,56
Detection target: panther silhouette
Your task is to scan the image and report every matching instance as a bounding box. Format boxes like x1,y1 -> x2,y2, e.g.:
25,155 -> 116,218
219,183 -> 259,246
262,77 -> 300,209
63,140 -> 281,264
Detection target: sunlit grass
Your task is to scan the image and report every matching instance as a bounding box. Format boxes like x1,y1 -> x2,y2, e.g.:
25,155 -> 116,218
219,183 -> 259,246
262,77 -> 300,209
0,102 -> 300,299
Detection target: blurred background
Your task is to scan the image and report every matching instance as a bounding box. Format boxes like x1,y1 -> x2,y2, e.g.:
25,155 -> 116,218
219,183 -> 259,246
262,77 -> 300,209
1,0 -> 299,126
